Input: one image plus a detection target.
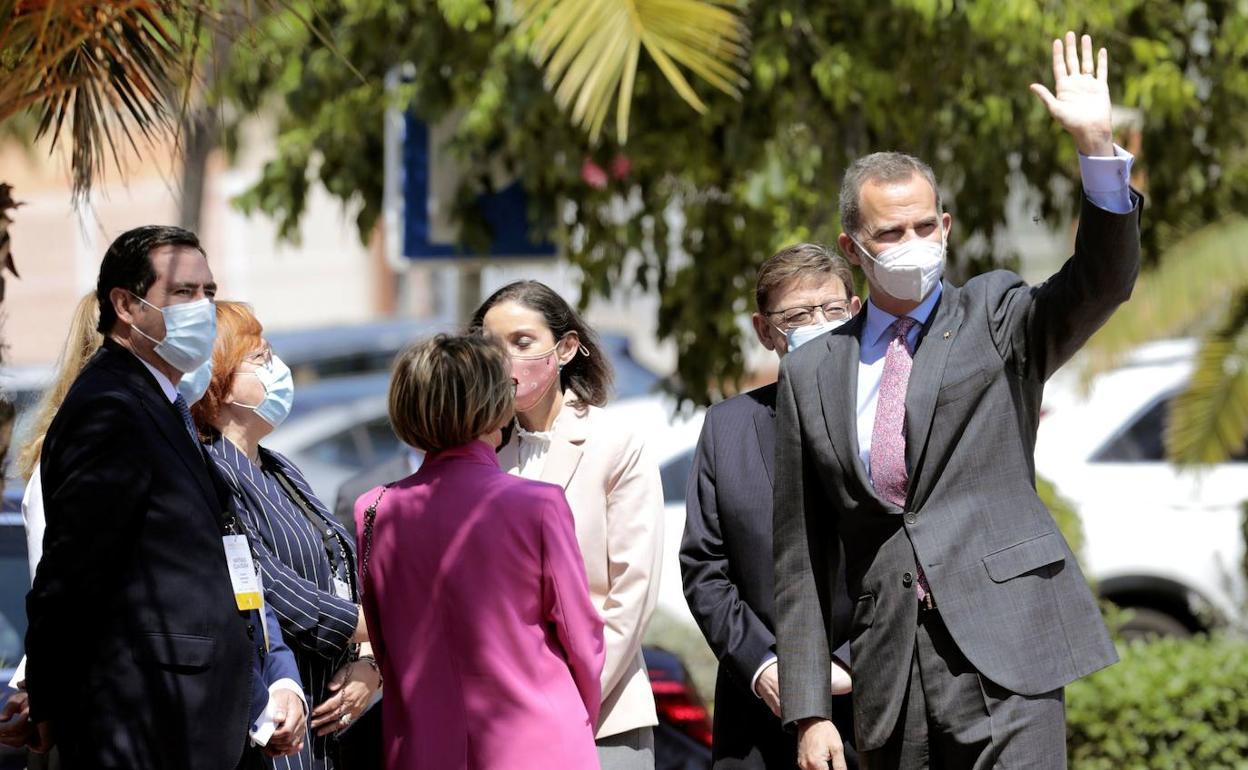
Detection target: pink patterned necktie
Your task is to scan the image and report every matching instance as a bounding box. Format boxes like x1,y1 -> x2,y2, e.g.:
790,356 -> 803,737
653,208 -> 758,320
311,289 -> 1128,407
869,316 -> 932,606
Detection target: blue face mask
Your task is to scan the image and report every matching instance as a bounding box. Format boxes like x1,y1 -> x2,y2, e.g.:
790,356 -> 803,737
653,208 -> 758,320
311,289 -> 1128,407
233,353 -> 295,428
177,357 -> 214,405
782,317 -> 849,352
130,295 -> 217,373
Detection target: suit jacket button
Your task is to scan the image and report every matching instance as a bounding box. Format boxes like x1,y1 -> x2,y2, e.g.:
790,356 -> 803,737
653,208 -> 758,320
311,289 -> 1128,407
902,572 -> 914,587
904,513 -> 917,525
247,623 -> 256,639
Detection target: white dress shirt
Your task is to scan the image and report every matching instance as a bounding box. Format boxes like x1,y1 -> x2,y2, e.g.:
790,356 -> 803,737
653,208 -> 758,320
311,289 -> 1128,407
855,146 -> 1136,478
514,426 -> 554,480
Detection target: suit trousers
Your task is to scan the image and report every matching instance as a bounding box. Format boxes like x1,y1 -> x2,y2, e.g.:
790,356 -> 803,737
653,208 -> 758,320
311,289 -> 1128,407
863,609 -> 1065,770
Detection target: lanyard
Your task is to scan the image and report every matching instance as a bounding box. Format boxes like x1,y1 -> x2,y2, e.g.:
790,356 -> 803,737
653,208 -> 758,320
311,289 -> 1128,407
270,466 -> 355,596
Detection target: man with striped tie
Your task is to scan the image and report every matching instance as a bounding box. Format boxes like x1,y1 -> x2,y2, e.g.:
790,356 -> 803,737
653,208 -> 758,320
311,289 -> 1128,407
25,226 -> 305,769
772,32 -> 1138,770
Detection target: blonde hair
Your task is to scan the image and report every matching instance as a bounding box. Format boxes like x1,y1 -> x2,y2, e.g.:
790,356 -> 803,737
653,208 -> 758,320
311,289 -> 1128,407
389,334 -> 514,453
18,293 -> 104,480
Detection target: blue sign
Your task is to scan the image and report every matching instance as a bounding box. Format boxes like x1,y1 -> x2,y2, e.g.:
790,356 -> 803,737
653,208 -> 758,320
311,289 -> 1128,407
399,114 -> 557,260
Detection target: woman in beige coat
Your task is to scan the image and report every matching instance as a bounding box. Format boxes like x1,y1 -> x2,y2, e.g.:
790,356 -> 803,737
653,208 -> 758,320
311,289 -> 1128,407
473,280 -> 664,770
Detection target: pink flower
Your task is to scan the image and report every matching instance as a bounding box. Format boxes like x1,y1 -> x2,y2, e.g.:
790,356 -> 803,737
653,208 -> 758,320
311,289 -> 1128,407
580,158 -> 608,189
610,153 -> 632,180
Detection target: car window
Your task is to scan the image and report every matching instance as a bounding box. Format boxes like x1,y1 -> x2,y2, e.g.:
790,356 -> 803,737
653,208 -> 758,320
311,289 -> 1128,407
362,417 -> 401,464
0,525 -> 28,664
1092,397 -> 1168,462
290,352 -> 399,384
660,449 -> 695,505
1094,394 -> 1248,463
304,426 -> 370,470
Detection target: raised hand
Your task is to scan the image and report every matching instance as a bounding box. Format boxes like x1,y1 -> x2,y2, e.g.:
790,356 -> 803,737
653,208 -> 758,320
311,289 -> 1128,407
1030,31 -> 1114,156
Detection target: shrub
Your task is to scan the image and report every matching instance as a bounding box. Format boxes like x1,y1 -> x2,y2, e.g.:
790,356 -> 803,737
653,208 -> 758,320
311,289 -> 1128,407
1067,635 -> 1248,769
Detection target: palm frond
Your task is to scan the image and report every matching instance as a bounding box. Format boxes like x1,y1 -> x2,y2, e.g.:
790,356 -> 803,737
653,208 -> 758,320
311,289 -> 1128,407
1083,216 -> 1248,383
514,0 -> 748,144
1165,288 -> 1248,466
0,183 -> 22,304
1,1 -> 188,201
0,1 -> 318,203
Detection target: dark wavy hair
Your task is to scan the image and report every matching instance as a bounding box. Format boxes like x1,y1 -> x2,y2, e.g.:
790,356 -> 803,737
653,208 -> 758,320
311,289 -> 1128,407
469,280 -> 613,409
96,225 -> 205,334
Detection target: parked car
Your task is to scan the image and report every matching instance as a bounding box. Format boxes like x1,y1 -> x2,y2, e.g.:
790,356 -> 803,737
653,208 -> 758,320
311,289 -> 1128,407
645,646 -> 712,770
266,332 -> 662,503
0,511 -> 30,769
1035,339 -> 1247,637
266,318 -> 446,384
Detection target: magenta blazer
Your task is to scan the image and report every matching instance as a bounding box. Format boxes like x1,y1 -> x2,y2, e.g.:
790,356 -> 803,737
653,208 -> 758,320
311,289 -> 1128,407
355,440 -> 605,770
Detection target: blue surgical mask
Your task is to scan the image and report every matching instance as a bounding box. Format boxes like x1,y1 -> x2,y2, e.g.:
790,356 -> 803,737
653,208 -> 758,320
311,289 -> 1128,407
782,317 -> 849,352
233,353 -> 295,428
177,357 -> 214,405
130,295 -> 217,373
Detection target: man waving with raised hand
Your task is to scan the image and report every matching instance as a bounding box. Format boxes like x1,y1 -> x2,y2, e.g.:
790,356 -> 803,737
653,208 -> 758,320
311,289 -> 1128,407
772,32 -> 1138,770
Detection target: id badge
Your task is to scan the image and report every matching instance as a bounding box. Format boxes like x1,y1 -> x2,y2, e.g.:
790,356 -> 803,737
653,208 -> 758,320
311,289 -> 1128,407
223,535 -> 263,611
332,577 -> 353,601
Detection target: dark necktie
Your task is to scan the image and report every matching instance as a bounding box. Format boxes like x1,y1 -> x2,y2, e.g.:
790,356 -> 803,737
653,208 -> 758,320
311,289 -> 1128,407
173,394 -> 199,445
869,317 -> 932,606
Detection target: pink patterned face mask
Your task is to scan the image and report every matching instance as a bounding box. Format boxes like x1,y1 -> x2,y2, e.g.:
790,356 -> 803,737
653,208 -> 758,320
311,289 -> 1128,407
510,342 -> 564,411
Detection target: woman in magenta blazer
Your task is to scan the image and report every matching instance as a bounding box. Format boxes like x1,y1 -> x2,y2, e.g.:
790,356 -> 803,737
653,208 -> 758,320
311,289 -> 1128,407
355,334 -> 605,770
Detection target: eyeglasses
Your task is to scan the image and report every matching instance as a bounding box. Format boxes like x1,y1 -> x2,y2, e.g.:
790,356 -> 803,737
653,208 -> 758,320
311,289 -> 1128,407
765,300 -> 851,331
242,346 -> 273,368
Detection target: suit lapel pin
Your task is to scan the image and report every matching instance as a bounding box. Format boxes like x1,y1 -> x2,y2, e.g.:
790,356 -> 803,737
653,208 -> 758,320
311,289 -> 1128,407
943,331 -> 952,339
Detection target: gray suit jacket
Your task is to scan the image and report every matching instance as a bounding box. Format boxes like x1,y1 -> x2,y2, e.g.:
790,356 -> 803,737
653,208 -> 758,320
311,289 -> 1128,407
773,193 -> 1140,751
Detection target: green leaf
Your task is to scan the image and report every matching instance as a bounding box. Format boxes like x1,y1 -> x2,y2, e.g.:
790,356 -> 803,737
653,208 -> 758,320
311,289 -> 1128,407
513,0 -> 747,143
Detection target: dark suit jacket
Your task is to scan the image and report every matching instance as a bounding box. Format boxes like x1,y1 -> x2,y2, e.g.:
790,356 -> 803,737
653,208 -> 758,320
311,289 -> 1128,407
773,194 -> 1139,751
682,383 -> 855,769
332,454 -> 412,531
26,339 -> 267,769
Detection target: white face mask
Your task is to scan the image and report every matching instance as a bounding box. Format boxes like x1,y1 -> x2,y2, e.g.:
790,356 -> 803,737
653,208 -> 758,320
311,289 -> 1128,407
176,357 -> 214,405
232,353 -> 295,428
130,295 -> 218,373
780,317 -> 849,352
851,230 -> 946,303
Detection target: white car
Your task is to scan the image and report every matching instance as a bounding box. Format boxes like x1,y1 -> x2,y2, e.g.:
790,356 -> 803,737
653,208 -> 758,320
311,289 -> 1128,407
1036,339 -> 1246,635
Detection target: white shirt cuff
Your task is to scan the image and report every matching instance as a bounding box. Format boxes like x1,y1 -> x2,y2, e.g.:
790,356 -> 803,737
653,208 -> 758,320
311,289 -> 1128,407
751,654 -> 778,698
250,678 -> 307,746
1078,143 -> 1135,214
829,659 -> 853,695
7,656 -> 25,690
269,678 -> 307,708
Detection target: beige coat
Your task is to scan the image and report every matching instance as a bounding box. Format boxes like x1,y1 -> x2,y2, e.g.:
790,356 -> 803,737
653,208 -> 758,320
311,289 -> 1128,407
498,395 -> 664,739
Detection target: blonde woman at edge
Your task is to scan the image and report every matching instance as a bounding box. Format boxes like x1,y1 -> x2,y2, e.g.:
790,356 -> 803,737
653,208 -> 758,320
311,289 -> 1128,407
472,280 -> 665,770
2,293 -> 103,751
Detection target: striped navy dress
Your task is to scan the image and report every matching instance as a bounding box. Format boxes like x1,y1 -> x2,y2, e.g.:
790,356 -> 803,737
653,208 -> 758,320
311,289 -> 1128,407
207,433 -> 360,770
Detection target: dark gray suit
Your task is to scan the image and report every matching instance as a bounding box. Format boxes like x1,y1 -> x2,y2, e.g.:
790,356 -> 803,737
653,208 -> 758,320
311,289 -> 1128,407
681,384 -> 856,769
773,194 -> 1139,760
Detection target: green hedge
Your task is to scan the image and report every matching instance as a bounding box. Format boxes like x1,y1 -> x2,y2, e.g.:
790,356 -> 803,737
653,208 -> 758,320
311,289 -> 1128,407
1067,635 -> 1248,769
